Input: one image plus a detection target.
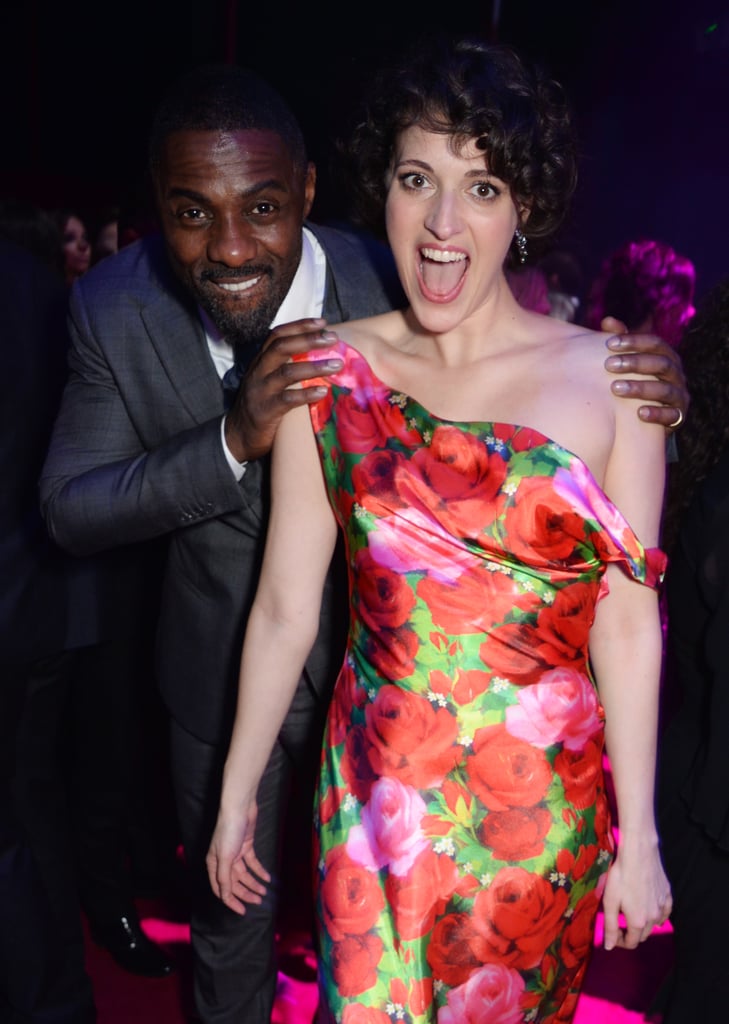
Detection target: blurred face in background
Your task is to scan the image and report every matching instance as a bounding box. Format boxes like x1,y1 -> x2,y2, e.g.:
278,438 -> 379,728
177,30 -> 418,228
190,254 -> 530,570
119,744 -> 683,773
62,214 -> 91,283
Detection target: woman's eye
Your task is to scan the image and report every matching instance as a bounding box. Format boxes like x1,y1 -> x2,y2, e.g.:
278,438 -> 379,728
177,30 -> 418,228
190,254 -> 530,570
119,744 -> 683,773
401,172 -> 429,190
472,182 -> 499,200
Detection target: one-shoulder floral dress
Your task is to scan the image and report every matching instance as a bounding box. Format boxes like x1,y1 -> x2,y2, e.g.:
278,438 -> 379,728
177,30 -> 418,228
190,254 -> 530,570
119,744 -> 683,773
298,340 -> 665,1024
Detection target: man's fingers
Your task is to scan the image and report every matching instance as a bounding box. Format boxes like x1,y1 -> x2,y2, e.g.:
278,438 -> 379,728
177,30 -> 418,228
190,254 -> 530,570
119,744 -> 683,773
637,404 -> 684,427
260,319 -> 336,355
605,353 -> 675,378
609,378 -> 681,403
601,316 -> 629,335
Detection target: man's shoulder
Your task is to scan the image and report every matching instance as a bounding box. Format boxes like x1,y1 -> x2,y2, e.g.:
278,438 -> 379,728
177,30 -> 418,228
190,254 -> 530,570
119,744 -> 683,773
307,220 -> 405,316
75,233 -> 182,308
308,220 -> 390,268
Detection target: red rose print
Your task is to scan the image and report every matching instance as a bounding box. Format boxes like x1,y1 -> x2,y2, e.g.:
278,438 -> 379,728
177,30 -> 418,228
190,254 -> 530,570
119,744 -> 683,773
480,620 -> 583,684
466,724 -> 552,811
441,777 -> 472,817
342,1006 -> 391,1024
341,725 -> 378,804
354,548 -> 416,632
385,847 -> 458,941
320,847 -> 385,941
535,582 -> 599,662
472,866 -> 569,969
593,789 -> 614,851
308,378 -> 333,429
418,564 -> 540,636
481,806 -> 553,862
331,933 -> 383,997
330,392 -> 388,454
389,977 -> 408,1006
408,976 -> 433,1016
366,624 -> 420,681
493,423 -> 544,453
328,362 -> 422,453
403,425 -> 508,537
353,449 -> 410,516
365,685 -> 461,787
555,738 -> 603,810
505,476 -> 587,563
319,784 -> 341,826
572,844 -> 600,881
479,622 -> 549,684
426,911 -> 490,986
452,668 -> 491,706
329,662 -> 358,746
560,890 -> 601,969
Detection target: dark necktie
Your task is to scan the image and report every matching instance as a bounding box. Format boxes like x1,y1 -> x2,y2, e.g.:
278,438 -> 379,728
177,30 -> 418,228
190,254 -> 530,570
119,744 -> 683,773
221,339 -> 264,411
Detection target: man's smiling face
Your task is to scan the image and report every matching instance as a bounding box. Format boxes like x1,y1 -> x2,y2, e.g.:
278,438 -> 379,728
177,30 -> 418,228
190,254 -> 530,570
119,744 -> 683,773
155,128 -> 315,347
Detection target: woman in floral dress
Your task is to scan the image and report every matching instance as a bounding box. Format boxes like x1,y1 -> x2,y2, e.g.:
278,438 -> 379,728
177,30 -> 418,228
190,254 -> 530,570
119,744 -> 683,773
208,35 -> 672,1023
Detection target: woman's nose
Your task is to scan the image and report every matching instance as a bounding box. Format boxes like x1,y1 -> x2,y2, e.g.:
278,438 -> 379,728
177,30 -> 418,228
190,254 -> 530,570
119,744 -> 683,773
424,192 -> 462,239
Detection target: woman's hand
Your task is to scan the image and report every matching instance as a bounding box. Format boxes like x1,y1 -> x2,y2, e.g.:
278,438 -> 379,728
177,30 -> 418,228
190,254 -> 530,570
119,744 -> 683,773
206,798 -> 271,915
602,832 -> 672,950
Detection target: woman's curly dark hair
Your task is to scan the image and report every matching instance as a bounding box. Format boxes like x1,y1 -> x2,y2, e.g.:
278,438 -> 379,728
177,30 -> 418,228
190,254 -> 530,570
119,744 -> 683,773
661,278 -> 729,555
340,34 -> 578,255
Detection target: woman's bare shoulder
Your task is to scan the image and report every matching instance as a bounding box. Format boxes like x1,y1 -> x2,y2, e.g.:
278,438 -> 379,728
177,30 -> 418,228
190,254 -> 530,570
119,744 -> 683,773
328,309 -> 407,357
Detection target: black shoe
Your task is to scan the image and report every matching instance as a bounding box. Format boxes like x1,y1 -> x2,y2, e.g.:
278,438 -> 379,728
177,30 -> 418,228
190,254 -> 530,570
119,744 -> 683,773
90,911 -> 174,978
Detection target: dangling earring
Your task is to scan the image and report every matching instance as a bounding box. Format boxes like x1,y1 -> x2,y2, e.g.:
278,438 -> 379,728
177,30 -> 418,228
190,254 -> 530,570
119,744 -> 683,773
514,228 -> 528,264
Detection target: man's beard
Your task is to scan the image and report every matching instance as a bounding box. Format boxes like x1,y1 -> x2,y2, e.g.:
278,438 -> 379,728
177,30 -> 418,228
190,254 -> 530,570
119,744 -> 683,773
197,266 -> 291,350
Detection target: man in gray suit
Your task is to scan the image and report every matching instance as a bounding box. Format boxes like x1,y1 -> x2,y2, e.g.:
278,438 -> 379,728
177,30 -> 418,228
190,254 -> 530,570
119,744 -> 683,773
39,64 -> 688,1023
39,64 -> 402,1024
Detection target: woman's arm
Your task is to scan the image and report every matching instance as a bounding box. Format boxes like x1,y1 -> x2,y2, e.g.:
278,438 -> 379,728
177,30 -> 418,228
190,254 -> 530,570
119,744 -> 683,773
206,401 -> 338,914
588,392 -> 672,949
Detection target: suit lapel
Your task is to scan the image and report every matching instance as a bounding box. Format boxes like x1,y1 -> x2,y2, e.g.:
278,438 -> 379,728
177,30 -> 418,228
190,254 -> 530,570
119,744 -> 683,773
141,290 -> 224,425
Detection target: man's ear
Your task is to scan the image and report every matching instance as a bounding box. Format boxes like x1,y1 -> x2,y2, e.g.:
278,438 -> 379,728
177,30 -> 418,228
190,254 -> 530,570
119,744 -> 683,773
303,162 -> 317,219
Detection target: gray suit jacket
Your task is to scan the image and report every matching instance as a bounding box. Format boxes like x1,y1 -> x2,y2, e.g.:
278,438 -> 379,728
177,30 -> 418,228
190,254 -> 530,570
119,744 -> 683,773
40,225 -> 402,743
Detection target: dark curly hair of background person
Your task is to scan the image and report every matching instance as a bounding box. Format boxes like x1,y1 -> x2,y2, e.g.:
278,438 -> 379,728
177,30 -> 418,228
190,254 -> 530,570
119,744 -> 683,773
661,278 -> 729,555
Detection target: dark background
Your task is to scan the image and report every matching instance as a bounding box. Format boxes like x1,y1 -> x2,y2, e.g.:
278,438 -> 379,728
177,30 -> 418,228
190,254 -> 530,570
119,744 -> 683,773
2,0 -> 726,303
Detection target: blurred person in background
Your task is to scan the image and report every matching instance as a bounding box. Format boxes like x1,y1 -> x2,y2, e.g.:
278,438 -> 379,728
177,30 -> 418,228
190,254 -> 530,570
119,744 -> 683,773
585,238 -> 696,349
54,208 -> 92,287
656,277 -> 729,1022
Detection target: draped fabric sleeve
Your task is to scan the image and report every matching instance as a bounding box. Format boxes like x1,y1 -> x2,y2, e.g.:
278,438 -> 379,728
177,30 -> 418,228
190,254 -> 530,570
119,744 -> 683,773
552,459 -> 667,598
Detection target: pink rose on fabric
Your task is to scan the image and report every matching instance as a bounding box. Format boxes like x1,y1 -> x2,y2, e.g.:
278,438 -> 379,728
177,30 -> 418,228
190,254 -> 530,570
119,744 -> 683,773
439,963 -> 526,1024
505,667 -> 602,751
553,461 -> 646,569
553,461 -> 626,536
346,776 -> 429,876
367,508 -> 478,582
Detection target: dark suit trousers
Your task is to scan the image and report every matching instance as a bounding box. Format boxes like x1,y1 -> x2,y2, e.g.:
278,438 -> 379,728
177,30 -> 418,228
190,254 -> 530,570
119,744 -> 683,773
170,670 -> 328,1024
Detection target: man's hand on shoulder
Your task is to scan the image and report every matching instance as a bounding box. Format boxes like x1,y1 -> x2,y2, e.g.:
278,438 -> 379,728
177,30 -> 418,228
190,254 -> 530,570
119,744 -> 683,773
224,319 -> 343,464
602,316 -> 689,431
